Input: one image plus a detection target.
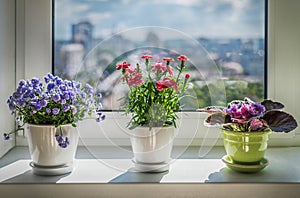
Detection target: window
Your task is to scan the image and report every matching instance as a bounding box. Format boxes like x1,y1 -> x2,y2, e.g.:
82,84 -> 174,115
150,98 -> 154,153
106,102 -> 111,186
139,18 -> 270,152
18,0 -> 300,149
53,0 -> 266,110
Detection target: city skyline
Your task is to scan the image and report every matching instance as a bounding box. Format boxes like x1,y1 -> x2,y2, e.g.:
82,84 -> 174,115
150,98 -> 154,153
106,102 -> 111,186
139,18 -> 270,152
55,0 -> 265,41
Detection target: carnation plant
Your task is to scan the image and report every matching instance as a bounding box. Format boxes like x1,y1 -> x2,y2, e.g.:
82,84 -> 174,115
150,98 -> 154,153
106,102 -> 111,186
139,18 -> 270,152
3,73 -> 105,148
117,54 -> 190,130
199,97 -> 297,132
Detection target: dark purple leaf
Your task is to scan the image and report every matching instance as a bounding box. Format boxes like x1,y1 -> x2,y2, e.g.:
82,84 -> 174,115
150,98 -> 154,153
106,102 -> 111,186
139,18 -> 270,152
263,110 -> 298,133
261,100 -> 284,111
204,112 -> 231,127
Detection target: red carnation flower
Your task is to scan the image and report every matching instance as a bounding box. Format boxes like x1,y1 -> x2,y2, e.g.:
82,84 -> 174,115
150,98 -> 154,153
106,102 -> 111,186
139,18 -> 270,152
163,57 -> 174,62
116,61 -> 131,70
141,55 -> 153,59
177,55 -> 189,61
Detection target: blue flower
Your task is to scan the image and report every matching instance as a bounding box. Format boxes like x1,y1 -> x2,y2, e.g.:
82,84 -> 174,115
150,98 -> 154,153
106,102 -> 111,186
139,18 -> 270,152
31,77 -> 40,85
47,82 -> 55,91
3,133 -> 11,140
76,83 -> 81,89
59,85 -> 66,91
56,78 -> 63,85
18,80 -> 26,86
96,114 -> 106,122
12,92 -> 22,100
47,73 -> 54,80
56,135 -> 70,148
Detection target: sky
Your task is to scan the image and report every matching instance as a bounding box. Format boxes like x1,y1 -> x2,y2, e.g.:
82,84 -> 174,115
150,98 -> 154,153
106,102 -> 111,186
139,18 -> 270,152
55,0 -> 265,41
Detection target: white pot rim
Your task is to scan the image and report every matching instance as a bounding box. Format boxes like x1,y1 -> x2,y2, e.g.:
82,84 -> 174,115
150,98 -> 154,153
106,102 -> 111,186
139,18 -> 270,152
26,123 -> 74,128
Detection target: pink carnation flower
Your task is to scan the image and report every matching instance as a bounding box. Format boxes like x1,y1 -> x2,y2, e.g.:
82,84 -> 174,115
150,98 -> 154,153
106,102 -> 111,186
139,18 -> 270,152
156,78 -> 178,92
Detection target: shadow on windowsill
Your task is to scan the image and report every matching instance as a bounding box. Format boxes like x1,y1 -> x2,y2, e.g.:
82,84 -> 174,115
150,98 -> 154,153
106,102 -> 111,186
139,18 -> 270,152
109,168 -> 168,183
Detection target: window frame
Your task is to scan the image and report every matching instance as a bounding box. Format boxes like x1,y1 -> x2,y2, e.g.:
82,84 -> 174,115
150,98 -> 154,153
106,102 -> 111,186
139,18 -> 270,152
16,0 -> 300,147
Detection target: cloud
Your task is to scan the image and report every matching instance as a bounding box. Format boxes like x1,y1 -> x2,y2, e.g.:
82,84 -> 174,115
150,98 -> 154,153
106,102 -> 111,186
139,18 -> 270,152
86,12 -> 111,24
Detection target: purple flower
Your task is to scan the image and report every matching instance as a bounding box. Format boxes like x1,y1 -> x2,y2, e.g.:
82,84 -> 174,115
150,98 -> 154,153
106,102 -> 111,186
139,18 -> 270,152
249,102 -> 266,116
52,108 -> 60,115
76,83 -> 81,89
80,92 -> 87,99
85,84 -> 93,94
52,94 -> 61,102
62,104 -> 71,112
240,103 -> 252,120
56,135 -> 63,143
46,108 -> 51,114
34,104 -> 42,111
70,105 -> 77,114
40,99 -> 47,108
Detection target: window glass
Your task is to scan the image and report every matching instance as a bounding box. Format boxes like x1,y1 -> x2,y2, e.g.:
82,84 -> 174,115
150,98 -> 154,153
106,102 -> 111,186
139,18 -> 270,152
54,0 -> 266,110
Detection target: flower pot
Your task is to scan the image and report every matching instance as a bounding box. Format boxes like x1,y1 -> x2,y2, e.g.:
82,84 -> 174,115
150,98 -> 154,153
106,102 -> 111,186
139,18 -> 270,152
129,126 -> 175,172
26,124 -> 79,175
221,129 -> 271,164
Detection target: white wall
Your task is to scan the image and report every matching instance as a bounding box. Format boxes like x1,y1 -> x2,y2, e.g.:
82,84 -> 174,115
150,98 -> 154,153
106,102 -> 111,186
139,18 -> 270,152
0,0 -> 16,157
268,0 -> 300,137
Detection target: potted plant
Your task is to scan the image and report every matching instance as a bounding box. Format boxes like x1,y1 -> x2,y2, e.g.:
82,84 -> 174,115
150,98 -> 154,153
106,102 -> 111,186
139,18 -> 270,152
116,54 -> 190,172
3,73 -> 105,175
199,98 -> 297,173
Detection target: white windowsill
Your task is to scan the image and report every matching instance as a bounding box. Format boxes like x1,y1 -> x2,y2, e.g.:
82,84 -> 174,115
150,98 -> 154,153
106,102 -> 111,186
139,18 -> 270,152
1,146 -> 300,197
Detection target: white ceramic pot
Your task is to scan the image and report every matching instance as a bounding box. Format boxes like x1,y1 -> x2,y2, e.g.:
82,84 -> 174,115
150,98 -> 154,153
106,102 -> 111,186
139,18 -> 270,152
26,124 -> 79,167
129,126 -> 175,164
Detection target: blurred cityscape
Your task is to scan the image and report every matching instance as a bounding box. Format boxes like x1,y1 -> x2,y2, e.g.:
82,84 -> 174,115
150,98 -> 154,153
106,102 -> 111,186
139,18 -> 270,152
54,21 -> 265,109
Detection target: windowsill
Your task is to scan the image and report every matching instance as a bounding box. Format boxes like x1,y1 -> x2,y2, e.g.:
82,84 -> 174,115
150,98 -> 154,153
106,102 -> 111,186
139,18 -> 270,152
1,146 -> 300,183
2,146 -> 300,197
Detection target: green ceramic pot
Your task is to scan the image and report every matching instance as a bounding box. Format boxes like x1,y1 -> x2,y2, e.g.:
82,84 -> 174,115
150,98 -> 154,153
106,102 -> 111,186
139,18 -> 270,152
221,129 -> 271,164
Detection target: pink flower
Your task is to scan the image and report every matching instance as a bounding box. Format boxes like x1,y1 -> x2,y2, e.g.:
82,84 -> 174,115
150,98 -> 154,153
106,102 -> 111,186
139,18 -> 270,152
141,55 -> 153,59
116,61 -> 131,70
167,67 -> 174,76
156,78 -> 178,92
128,73 -> 143,86
163,57 -> 174,62
152,62 -> 166,73
152,62 -> 174,76
126,68 -> 137,75
177,55 -> 189,61
250,118 -> 265,131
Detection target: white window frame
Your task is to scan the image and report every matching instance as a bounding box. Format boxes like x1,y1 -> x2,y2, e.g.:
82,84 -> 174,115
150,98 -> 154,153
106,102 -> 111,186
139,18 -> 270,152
15,0 -> 300,147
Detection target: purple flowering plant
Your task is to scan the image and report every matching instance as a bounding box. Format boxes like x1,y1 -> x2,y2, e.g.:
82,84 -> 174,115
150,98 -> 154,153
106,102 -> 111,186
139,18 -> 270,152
4,73 -> 105,148
199,97 -> 297,132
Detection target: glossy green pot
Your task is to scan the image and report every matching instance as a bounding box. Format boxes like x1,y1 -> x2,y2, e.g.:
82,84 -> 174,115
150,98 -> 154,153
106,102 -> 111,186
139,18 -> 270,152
221,129 -> 271,164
